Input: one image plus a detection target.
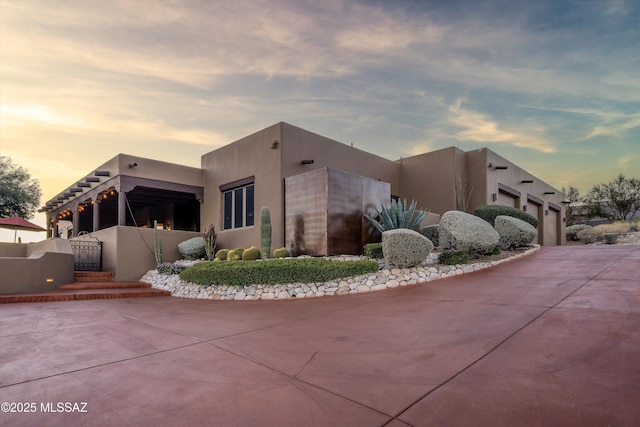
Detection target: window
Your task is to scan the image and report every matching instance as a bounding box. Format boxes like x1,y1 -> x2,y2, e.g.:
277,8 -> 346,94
222,182 -> 254,229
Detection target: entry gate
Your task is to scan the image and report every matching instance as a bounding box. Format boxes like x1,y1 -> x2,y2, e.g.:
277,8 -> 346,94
70,232 -> 102,271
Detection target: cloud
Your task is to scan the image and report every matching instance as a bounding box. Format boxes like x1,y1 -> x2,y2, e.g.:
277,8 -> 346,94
586,116 -> 640,138
448,99 -> 555,153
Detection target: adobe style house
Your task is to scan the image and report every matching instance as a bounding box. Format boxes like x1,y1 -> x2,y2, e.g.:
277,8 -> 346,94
40,122 -> 566,280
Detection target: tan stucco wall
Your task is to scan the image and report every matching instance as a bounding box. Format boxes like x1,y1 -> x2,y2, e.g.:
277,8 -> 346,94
201,123 -> 284,252
399,147 -> 463,215
87,226 -> 201,281
0,239 -> 74,294
468,148 -> 566,245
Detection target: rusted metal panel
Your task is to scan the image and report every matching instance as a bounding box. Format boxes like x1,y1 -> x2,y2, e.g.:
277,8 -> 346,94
285,168 -> 390,256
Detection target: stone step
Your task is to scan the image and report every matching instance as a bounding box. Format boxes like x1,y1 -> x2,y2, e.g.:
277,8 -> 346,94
0,288 -> 171,304
73,272 -> 115,282
60,282 -> 152,290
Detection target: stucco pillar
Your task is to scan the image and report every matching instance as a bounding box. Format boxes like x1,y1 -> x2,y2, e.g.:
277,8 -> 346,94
93,200 -> 100,231
118,191 -> 127,226
72,207 -> 80,237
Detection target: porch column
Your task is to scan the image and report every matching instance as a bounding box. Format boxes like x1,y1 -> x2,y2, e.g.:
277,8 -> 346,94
93,199 -> 100,231
118,191 -> 127,226
72,207 -> 80,237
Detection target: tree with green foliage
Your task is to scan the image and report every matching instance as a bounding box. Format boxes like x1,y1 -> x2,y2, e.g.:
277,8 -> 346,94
0,156 -> 42,219
583,174 -> 640,222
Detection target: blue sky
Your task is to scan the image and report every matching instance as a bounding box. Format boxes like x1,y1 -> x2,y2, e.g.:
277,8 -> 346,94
1,0 -> 639,239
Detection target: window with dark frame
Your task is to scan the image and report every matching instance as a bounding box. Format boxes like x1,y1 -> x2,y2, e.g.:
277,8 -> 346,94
222,182 -> 254,230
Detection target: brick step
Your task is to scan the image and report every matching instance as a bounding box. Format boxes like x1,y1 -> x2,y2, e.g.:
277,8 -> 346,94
0,288 -> 171,304
60,282 -> 152,290
74,272 -> 115,282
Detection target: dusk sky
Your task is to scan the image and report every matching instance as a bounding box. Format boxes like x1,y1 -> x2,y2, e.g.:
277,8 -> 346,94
1,0 -> 639,239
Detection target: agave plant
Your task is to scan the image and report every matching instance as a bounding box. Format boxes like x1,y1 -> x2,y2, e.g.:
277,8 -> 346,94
364,198 -> 428,233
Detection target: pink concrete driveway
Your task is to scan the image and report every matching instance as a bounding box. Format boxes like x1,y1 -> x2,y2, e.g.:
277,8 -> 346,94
1,245 -> 639,426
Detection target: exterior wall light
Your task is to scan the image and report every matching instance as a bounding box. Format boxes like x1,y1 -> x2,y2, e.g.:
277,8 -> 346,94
544,191 -> 555,195
271,140 -> 279,149
521,179 -> 533,183
129,162 -> 138,168
301,160 -> 314,165
492,193 -> 498,202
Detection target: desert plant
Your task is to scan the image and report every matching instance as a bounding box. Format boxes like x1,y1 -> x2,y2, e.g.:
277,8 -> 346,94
583,174 -> 640,222
242,246 -> 261,261
261,207 -> 272,259
203,224 -> 217,261
153,220 -> 163,265
364,198 -> 428,232
473,205 -> 538,229
273,247 -> 289,258
215,249 -> 229,261
178,237 -> 207,260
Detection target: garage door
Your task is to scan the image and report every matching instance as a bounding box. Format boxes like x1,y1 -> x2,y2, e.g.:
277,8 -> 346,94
527,202 -> 541,244
498,191 -> 517,208
545,205 -> 562,246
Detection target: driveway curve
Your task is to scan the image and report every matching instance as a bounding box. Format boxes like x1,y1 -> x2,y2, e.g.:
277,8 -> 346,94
1,245 -> 639,426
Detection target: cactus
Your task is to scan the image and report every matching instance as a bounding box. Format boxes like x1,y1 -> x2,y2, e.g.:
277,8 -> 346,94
215,249 -> 229,261
153,220 -> 163,265
242,246 -> 261,261
260,207 -> 272,259
203,224 -> 217,261
273,247 -> 289,258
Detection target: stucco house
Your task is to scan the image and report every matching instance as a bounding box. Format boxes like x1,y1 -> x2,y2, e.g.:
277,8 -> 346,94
40,122 -> 566,281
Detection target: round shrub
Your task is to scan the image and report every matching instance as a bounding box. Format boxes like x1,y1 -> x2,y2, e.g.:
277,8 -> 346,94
230,253 -> 242,261
566,224 -> 592,241
439,210 -> 499,256
242,246 -> 261,261
473,205 -> 538,229
177,237 -> 207,260
382,228 -> 434,268
494,215 -> 537,250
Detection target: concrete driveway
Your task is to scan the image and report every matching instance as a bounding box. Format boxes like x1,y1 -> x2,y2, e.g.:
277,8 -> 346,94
1,245 -> 639,426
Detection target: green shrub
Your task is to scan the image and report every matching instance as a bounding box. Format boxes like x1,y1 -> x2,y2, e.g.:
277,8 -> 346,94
364,242 -> 384,259
439,251 -> 469,265
242,246 -> 261,261
157,263 -> 189,275
273,247 -> 289,258
473,205 -> 538,229
179,258 -> 379,287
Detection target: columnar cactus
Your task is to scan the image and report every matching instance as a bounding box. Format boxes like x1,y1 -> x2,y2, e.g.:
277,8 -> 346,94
261,207 -> 272,259
153,220 -> 163,265
203,224 -> 216,261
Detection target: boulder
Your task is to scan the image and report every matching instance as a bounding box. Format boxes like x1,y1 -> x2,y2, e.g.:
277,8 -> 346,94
439,210 -> 499,255
495,215 -> 537,250
382,228 -> 434,268
178,237 -> 207,260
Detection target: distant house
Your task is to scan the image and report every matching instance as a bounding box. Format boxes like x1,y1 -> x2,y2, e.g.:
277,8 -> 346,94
41,122 -> 566,280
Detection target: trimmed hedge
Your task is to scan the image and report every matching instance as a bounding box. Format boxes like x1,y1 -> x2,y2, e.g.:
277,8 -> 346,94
473,205 -> 538,229
439,251 -> 469,265
364,242 -> 384,259
179,258 -> 379,287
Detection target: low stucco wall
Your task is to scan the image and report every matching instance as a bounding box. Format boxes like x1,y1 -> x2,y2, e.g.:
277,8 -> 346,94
86,226 -> 202,281
0,239 -> 75,294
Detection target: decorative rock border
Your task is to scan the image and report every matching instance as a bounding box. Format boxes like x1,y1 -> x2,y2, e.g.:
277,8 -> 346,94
141,245 -> 540,301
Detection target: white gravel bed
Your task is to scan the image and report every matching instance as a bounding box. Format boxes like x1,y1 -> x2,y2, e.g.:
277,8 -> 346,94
141,245 -> 540,301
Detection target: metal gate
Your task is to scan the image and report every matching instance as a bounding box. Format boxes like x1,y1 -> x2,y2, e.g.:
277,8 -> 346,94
70,232 -> 102,271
